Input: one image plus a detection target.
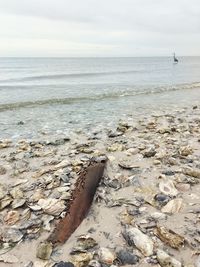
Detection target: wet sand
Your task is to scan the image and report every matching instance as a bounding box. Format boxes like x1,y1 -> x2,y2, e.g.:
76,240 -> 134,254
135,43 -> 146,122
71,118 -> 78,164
0,104 -> 200,267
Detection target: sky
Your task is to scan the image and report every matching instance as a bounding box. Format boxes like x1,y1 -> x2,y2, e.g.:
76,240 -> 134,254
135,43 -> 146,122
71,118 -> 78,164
0,0 -> 199,57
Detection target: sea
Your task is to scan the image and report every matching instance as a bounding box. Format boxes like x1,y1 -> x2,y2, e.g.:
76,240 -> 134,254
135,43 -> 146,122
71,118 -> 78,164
0,57 -> 200,139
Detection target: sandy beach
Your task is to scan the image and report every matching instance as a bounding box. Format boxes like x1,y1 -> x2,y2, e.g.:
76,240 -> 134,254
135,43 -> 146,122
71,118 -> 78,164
0,103 -> 200,267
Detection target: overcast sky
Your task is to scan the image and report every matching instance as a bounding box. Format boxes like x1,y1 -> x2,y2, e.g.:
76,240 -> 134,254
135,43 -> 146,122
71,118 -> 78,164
0,0 -> 199,57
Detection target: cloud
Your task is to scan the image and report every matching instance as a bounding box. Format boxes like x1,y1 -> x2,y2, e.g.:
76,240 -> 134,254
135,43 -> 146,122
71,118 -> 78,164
0,0 -> 199,56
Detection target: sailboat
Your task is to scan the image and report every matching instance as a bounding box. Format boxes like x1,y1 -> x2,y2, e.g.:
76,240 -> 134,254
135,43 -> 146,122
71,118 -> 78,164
173,53 -> 178,63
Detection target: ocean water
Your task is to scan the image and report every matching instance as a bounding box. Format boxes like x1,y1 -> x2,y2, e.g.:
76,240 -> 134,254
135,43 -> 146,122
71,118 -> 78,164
1,57 -> 200,139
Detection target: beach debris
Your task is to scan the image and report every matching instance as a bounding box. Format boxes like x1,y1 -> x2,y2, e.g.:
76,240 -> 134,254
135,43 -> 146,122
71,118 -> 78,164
175,183 -> 190,191
98,247 -> 116,265
12,198 -> 26,209
38,198 -> 66,216
0,139 -> 12,149
0,195 -> 12,210
159,179 -> 178,196
116,249 -> 139,265
179,146 -> 193,156
72,235 -> 97,251
123,227 -> 154,256
161,198 -> 183,214
149,212 -> 167,221
118,161 -> 140,170
119,209 -> 134,225
154,225 -> 185,249
143,147 -> 157,158
36,242 -> 53,260
53,262 -> 75,267
70,252 -> 93,267
156,249 -> 182,267
87,260 -> 101,267
182,167 -> 200,179
2,228 -> 24,243
154,194 -> 171,205
109,197 -> 142,207
107,143 -> 125,152
48,158 -> 106,245
4,210 -> 20,225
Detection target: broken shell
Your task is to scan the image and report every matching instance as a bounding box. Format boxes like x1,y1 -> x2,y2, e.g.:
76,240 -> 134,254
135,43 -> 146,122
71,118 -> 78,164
98,247 -> 116,265
154,225 -> 184,249
73,235 -> 97,251
183,167 -> 200,179
20,208 -> 31,222
70,252 -> 93,267
0,195 -> 12,210
159,179 -> 178,196
3,228 -> 23,243
36,242 -> 53,260
149,212 -> 167,221
38,198 -> 66,216
123,227 -> 154,256
4,210 -> 20,225
12,198 -> 26,209
29,204 -> 42,211
10,187 -> 24,199
107,144 -> 125,152
157,249 -> 182,267
179,146 -> 193,156
42,215 -> 54,232
161,198 -> 183,214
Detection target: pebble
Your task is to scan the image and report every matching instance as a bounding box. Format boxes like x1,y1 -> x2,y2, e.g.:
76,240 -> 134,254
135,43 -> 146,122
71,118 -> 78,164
36,242 -> 53,260
116,249 -> 139,265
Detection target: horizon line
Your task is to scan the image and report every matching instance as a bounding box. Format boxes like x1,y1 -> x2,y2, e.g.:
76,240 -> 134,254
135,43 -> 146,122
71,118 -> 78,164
0,55 -> 200,58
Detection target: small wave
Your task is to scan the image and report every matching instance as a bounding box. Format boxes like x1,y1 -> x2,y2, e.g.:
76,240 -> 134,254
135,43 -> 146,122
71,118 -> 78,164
0,70 -> 141,83
0,82 -> 200,112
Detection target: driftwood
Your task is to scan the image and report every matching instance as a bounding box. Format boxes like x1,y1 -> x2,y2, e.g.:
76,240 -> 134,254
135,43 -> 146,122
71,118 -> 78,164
48,157 -> 107,245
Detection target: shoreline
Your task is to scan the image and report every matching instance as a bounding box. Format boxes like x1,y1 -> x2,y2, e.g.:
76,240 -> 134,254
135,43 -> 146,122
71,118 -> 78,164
0,103 -> 200,267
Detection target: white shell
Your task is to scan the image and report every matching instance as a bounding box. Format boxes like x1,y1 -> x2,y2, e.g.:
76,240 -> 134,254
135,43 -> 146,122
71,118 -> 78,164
124,227 -> 154,256
157,249 -> 182,267
159,179 -> 178,196
38,198 -> 66,215
161,198 -> 183,214
98,247 -> 116,264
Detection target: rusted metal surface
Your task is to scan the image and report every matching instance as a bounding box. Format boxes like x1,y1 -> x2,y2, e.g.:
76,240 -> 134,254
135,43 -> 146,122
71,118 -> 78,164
48,158 -> 107,245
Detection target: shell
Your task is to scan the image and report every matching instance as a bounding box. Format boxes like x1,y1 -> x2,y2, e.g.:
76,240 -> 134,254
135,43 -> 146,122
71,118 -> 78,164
38,198 -> 66,216
0,195 -> 12,210
12,198 -> 26,209
73,235 -> 97,251
36,242 -> 53,260
179,146 -> 193,156
157,249 -> 182,267
10,187 -> 24,199
159,179 -> 178,196
71,252 -> 93,267
4,210 -> 20,225
98,248 -> 116,265
161,198 -> 183,214
123,227 -> 154,256
154,225 -> 184,249
3,228 -> 24,243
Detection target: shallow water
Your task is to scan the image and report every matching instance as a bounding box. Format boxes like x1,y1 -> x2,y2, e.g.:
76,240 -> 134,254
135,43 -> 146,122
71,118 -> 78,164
0,57 -> 200,139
